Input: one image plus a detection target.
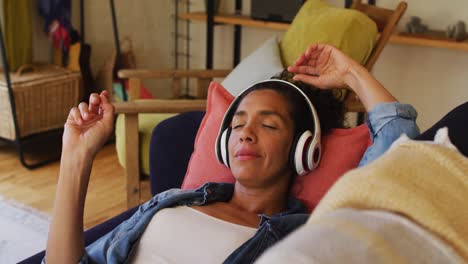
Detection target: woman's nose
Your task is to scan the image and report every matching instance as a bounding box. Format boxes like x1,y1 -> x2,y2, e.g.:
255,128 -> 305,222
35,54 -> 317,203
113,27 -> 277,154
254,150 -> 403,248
239,125 -> 257,143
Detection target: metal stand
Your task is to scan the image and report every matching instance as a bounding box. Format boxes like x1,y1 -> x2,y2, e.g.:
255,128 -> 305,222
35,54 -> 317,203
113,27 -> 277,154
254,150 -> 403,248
0,19 -> 62,169
206,0 -> 215,69
109,0 -> 127,101
174,0 -> 192,96
233,0 -> 242,67
205,0 -> 243,68
80,0 -> 85,43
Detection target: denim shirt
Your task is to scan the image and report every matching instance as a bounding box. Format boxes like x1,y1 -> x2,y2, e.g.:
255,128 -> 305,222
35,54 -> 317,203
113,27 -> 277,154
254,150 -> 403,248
358,102 -> 419,167
67,102 -> 419,264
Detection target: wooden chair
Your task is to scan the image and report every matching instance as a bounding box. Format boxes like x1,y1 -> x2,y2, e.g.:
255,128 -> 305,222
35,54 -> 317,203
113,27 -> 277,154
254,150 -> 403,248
115,0 -> 408,209
345,0 -> 408,112
114,70 -> 230,207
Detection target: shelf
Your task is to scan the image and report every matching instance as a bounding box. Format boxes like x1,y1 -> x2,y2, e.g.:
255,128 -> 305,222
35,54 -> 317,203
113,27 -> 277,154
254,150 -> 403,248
179,12 -> 290,31
179,12 -> 468,52
389,34 -> 468,52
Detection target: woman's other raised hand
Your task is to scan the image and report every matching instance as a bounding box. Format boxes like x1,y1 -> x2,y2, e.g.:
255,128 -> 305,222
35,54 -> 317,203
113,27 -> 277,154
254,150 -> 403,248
63,90 -> 115,157
287,44 -> 359,90
288,43 -> 396,111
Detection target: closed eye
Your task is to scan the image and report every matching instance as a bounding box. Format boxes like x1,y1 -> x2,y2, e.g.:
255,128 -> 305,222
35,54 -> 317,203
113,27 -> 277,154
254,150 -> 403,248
232,124 -> 244,130
263,124 -> 277,129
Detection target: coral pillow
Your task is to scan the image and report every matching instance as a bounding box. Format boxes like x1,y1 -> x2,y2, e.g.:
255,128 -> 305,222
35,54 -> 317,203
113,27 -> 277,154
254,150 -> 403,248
182,82 -> 235,187
182,82 -> 371,212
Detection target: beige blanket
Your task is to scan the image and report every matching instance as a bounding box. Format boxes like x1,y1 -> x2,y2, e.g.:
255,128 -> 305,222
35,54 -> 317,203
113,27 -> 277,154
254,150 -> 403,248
309,139 -> 468,260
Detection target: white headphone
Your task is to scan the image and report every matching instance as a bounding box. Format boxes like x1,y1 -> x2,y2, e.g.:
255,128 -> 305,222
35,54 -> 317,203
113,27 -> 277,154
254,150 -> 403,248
215,79 -> 321,176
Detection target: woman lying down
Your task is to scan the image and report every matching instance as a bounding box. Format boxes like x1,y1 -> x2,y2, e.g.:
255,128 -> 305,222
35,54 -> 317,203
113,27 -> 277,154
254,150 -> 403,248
45,43 -> 438,264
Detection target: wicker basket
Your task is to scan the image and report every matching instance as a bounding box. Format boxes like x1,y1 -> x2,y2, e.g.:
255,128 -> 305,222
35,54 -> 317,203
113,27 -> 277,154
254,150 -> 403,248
0,64 -> 81,140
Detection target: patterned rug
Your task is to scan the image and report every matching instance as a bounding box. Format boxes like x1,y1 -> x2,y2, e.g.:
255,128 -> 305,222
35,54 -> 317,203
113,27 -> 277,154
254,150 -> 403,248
0,196 -> 50,263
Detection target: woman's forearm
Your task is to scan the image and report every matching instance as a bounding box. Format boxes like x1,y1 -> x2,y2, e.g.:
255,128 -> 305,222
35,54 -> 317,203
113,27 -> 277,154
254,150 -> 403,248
45,150 -> 94,263
344,64 -> 397,112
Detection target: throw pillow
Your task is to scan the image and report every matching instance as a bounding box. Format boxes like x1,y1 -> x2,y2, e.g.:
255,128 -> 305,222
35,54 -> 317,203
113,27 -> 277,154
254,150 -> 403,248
280,0 -> 377,67
182,82 -> 235,187
221,36 -> 284,96
182,82 -> 371,212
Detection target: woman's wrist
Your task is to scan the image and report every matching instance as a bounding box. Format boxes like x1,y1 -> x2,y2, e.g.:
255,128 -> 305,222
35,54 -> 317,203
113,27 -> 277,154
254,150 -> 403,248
60,146 -> 94,179
342,63 -> 397,111
57,155 -> 93,210
343,63 -> 368,93
62,141 -> 98,160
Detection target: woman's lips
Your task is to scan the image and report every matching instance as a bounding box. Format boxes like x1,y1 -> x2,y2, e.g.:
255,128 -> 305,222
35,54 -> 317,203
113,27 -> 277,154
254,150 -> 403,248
235,149 -> 260,160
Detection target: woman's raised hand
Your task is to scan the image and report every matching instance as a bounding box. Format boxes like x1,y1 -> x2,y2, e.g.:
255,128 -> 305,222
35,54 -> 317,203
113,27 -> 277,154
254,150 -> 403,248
63,91 -> 115,157
287,44 -> 360,90
289,43 -> 396,111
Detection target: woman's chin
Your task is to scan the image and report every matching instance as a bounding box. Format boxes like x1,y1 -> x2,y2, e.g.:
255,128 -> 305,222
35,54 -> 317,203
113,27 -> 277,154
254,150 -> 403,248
232,167 -> 260,182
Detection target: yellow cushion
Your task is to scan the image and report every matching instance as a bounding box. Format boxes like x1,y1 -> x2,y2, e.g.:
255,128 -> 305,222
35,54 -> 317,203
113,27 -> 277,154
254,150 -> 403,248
116,112 -> 176,175
280,0 -> 377,67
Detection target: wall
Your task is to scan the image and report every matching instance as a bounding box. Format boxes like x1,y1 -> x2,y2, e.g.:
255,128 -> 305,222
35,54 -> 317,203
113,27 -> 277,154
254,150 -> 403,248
81,0 -> 176,98
24,0 -> 468,130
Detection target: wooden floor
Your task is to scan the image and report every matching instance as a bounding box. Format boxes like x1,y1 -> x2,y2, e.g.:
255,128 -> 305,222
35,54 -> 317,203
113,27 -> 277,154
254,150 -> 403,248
0,142 -> 151,229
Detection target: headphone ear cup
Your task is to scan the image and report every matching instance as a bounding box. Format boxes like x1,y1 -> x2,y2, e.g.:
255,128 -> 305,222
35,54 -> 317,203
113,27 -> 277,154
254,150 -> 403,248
292,131 -> 313,176
307,140 -> 321,171
219,128 -> 231,168
289,134 -> 300,171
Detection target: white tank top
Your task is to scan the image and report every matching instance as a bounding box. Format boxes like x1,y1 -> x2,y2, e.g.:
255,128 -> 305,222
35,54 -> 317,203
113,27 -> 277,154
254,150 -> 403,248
130,205 -> 257,263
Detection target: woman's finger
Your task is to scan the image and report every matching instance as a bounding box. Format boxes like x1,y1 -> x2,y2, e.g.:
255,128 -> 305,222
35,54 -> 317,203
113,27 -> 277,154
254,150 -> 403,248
294,53 -> 307,66
99,90 -> 115,130
288,64 -> 298,71
100,90 -> 110,102
70,107 -> 83,125
288,65 -> 310,74
293,74 -> 324,88
78,102 -> 91,120
99,91 -> 112,112
306,45 -> 329,64
306,50 -> 321,62
88,93 -> 101,115
289,65 -> 320,76
305,44 -> 321,57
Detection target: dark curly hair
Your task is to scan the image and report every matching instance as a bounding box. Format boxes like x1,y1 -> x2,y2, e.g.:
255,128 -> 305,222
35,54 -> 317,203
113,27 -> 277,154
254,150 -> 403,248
272,70 -> 346,134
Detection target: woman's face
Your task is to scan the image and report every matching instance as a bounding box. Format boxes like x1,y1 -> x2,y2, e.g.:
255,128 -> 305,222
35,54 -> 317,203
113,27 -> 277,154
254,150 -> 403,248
228,89 -> 295,188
